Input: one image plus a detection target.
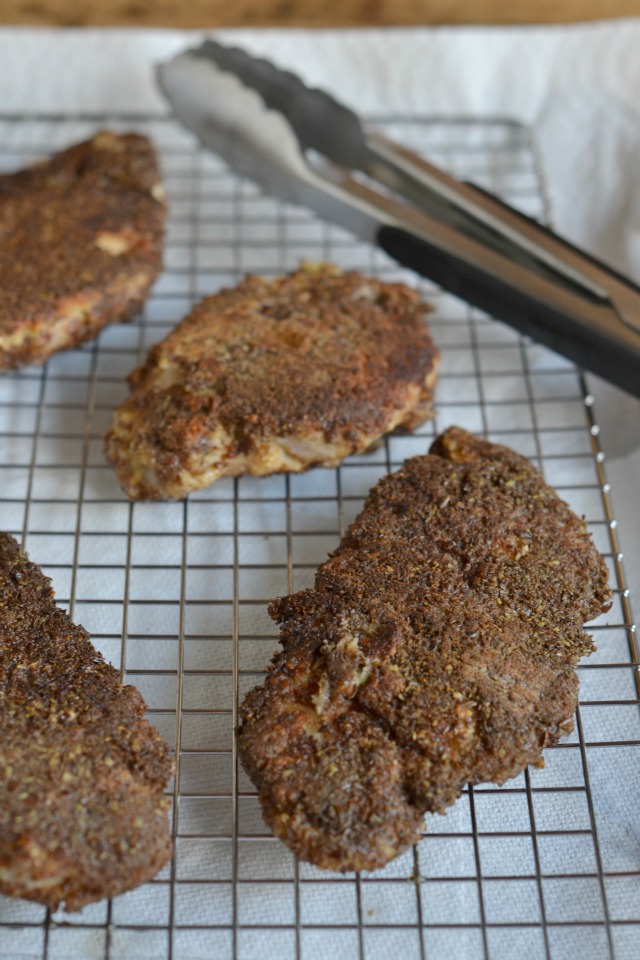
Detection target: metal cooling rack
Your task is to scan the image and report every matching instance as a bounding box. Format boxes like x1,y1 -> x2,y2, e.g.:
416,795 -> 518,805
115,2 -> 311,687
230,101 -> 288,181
0,112 -> 638,960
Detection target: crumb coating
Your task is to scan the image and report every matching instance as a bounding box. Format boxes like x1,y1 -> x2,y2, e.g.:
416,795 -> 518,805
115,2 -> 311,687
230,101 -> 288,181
238,427 -> 612,872
0,533 -> 174,911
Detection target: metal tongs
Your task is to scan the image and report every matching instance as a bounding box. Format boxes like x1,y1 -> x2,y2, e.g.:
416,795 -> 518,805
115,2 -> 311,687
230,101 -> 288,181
158,40 -> 640,397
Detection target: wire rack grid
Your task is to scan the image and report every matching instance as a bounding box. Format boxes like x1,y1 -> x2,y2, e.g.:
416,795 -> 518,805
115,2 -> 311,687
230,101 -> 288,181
0,111 -> 638,960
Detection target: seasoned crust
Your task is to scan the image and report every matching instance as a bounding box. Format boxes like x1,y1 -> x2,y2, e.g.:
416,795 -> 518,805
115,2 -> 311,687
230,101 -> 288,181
104,264 -> 439,500
0,533 -> 174,911
0,131 -> 166,372
237,426 -> 612,873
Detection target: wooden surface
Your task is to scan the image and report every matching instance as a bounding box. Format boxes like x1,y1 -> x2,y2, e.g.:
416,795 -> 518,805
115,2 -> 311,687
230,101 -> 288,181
0,0 -> 637,27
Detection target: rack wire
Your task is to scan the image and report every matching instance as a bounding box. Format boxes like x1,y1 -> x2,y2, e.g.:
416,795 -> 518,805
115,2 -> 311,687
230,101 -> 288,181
0,112 -> 638,960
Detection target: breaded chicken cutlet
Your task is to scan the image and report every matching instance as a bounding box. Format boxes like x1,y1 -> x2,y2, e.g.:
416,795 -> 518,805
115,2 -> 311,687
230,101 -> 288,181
238,426 -> 612,873
0,131 -> 166,372
104,264 -> 439,500
0,532 -> 174,912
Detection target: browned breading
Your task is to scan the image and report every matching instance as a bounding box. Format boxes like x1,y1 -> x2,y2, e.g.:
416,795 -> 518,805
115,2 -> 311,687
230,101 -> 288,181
238,426 -> 612,873
104,263 -> 439,500
0,532 -> 174,912
0,131 -> 166,372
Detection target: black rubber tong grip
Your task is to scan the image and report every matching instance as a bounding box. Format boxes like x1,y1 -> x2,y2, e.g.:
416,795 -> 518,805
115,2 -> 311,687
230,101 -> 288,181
378,225 -> 640,398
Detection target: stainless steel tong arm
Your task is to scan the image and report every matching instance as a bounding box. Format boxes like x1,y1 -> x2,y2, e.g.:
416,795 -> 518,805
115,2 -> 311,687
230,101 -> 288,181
158,43 -> 640,398
157,53 -> 521,271
192,40 -> 608,308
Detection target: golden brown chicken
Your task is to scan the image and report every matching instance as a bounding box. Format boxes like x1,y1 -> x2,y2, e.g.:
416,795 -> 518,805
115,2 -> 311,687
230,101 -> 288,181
105,263 -> 439,499
0,131 -> 166,372
238,427 -> 612,872
0,532 -> 174,911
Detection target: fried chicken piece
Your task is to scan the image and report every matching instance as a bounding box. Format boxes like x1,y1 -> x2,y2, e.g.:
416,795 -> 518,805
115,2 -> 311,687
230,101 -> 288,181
238,426 -> 612,872
0,533 -> 174,912
0,131 -> 166,372
104,264 -> 439,500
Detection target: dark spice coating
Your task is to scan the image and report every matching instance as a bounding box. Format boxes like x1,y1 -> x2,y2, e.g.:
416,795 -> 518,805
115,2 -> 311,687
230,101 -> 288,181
0,533 -> 174,911
238,426 -> 612,872
104,264 -> 439,499
0,130 -> 166,372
